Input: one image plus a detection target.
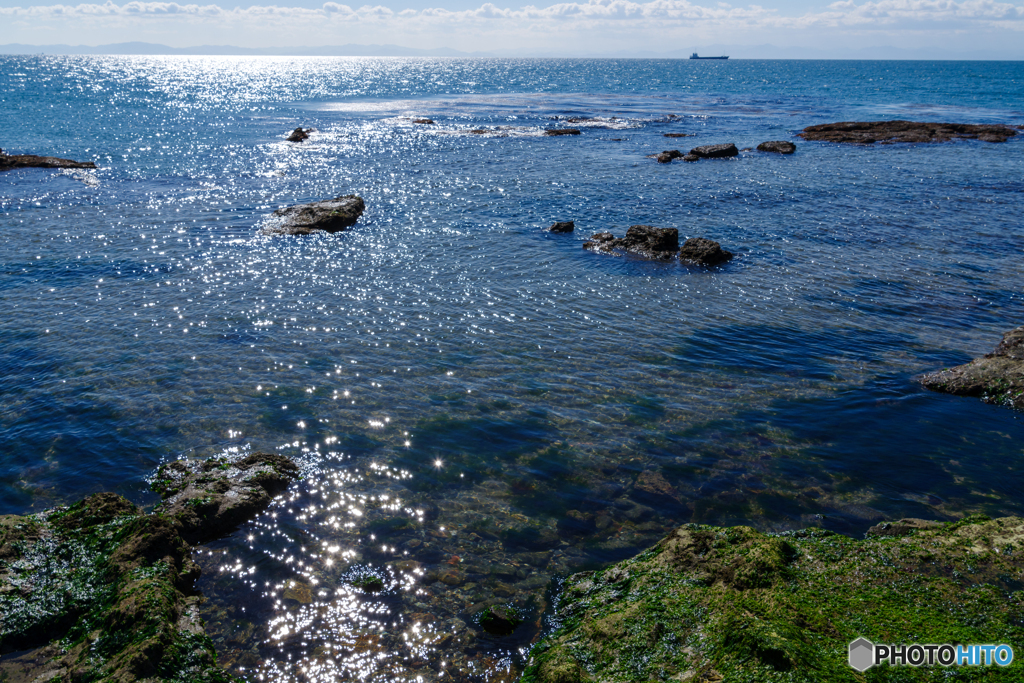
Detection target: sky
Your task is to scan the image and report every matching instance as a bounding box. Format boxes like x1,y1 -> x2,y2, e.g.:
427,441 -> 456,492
1,0 -> 1023,57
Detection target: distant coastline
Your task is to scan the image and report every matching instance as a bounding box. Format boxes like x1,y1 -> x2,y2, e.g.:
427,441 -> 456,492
1,41 -> 1022,60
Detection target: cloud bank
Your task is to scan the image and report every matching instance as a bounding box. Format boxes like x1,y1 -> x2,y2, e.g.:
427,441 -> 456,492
2,0 -> 1023,53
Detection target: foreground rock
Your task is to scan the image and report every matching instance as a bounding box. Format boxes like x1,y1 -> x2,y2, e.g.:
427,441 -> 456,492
261,194 -> 365,235
757,140 -> 796,154
0,150 -> 96,173
523,515 -> 1024,682
689,143 -> 738,158
286,127 -> 310,142
0,452 -> 297,682
678,236 -> 733,265
547,221 -> 575,233
800,120 -> 1019,144
919,326 -> 1024,410
153,451 -> 299,543
584,225 -> 679,259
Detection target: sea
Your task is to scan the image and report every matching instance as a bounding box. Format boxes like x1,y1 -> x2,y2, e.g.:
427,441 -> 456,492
1,56 -> 1023,682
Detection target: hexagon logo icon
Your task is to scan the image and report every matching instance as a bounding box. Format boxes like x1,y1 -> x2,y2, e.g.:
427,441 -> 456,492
849,638 -> 875,671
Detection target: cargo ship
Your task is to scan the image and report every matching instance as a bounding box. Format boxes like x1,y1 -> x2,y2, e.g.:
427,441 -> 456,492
689,53 -> 728,59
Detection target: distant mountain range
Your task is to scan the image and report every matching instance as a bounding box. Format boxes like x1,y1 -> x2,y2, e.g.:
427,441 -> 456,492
1,41 -> 1021,60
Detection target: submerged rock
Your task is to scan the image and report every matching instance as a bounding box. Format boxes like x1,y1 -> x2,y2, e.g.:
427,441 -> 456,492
689,143 -> 739,158
678,236 -> 734,266
547,221 -> 575,233
543,128 -> 581,136
919,326 -> 1024,410
287,127 -> 311,142
757,140 -> 797,154
523,515 -> 1024,682
0,453 -> 298,681
584,225 -> 679,260
663,133 -> 691,138
0,151 -> 96,173
799,120 -> 1019,144
478,605 -> 523,636
262,194 -> 366,235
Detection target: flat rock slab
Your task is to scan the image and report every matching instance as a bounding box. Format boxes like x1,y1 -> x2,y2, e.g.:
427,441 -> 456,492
0,152 -> 96,173
153,451 -> 300,544
544,128 -> 581,136
800,120 -> 1020,144
689,143 -> 738,158
262,194 -> 365,235
919,325 -> 1024,410
757,140 -> 796,154
523,515 -> 1024,682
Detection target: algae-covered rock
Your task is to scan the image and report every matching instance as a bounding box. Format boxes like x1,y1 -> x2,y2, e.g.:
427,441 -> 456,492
0,493 -> 233,682
523,516 -> 1024,682
153,451 -> 299,544
919,326 -> 1024,410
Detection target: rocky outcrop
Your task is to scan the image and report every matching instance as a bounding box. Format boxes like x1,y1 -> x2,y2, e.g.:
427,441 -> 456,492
919,326 -> 1024,410
547,221 -> 575,233
678,236 -> 733,266
663,133 -> 692,138
153,451 -> 300,544
689,143 -> 738,158
544,129 -> 581,136
261,194 -> 365,235
655,150 -> 682,163
757,140 -> 796,154
0,150 -> 96,173
0,453 -> 298,682
799,120 -> 1019,144
286,127 -> 310,142
584,225 -> 679,259
523,515 -> 1024,683
412,118 -> 435,124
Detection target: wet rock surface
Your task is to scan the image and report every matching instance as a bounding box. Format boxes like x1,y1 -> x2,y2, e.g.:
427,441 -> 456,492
689,143 -> 739,158
757,140 -> 796,154
543,128 -> 581,136
799,120 -> 1020,144
678,237 -> 734,266
413,118 -> 435,125
584,225 -> 679,259
153,451 -> 300,544
547,221 -> 575,233
0,150 -> 96,173
286,127 -> 310,142
523,515 -> 1024,683
919,326 -> 1024,410
0,453 -> 299,682
653,150 -> 682,163
261,194 -> 366,235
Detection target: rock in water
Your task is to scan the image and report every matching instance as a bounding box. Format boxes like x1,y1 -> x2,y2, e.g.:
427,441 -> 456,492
287,127 -> 310,142
584,225 -> 679,259
799,121 -> 1019,144
478,605 -> 523,636
544,128 -> 581,136
522,516 -> 1024,682
655,150 -> 682,163
757,140 -> 797,154
678,237 -> 733,266
262,195 -> 366,235
689,143 -> 738,158
919,326 -> 1024,410
0,151 -> 96,173
153,451 -> 300,543
548,221 -> 575,233
412,118 -> 435,124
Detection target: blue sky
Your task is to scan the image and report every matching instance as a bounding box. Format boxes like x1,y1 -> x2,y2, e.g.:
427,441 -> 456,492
2,0 -> 1023,57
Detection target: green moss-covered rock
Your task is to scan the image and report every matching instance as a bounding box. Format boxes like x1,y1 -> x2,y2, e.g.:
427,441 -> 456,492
920,326 -> 1024,410
523,517 -> 1024,682
0,493 -> 233,682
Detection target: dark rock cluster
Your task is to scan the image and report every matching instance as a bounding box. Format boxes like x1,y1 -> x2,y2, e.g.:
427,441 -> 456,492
585,226 -> 733,265
286,127 -> 311,142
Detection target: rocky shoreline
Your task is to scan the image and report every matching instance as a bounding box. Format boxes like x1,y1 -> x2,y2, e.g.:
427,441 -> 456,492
920,326 -> 1024,410
523,516 -> 1024,682
0,452 -> 298,682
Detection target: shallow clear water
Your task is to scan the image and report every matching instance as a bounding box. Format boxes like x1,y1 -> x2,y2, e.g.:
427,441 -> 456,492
2,56 -> 1024,681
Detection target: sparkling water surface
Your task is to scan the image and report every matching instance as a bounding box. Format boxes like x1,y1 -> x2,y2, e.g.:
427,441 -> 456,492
2,56 -> 1024,682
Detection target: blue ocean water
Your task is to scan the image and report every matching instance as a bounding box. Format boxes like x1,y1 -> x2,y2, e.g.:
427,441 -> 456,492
2,56 -> 1023,681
